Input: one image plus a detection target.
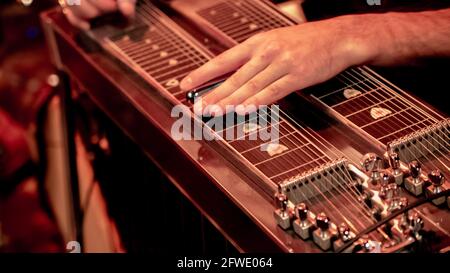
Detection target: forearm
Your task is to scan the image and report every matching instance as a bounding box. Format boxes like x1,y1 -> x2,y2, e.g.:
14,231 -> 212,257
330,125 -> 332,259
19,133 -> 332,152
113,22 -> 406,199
342,8 -> 450,66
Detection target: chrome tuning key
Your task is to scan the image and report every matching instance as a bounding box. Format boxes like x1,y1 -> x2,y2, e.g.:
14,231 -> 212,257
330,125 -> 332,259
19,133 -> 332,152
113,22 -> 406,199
386,184 -> 402,212
388,152 -> 404,185
273,192 -> 292,229
361,153 -> 384,186
426,170 -> 447,206
405,161 -> 424,196
379,171 -> 392,199
292,203 -> 314,240
313,212 -> 336,251
406,212 -> 425,240
333,223 -> 355,251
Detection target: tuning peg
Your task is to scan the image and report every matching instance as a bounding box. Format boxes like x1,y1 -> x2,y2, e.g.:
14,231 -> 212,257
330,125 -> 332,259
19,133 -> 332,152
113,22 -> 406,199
379,172 -> 392,199
409,161 -> 421,179
361,153 -> 384,185
426,170 -> 447,206
316,213 -> 330,233
405,160 -> 424,196
293,203 -> 314,240
274,192 -> 288,213
388,152 -> 404,185
429,169 -> 445,187
273,192 -> 291,230
313,212 -> 336,251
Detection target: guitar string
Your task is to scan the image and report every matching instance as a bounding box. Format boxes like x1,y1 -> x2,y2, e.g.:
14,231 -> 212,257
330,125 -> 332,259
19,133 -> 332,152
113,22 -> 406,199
340,70 -> 450,172
343,71 -> 450,162
272,107 -> 379,220
223,0 -> 388,225
351,68 -> 450,142
247,106 -> 374,231
141,0 -> 442,234
345,69 -> 450,147
256,107 -> 377,228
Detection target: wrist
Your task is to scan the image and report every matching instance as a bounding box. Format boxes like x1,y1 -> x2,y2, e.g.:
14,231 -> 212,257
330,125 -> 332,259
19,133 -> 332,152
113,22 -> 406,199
335,14 -> 386,67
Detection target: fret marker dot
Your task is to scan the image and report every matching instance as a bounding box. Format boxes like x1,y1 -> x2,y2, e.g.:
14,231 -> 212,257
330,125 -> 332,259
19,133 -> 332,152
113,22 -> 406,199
122,35 -> 130,42
160,51 -> 168,57
149,26 -> 156,32
165,78 -> 179,88
233,12 -> 239,18
343,88 -> 362,99
168,59 -> 178,66
240,17 -> 248,23
370,107 -> 392,120
145,39 -> 151,44
249,23 -> 258,30
152,45 -> 160,50
209,10 -> 217,15
261,143 -> 288,157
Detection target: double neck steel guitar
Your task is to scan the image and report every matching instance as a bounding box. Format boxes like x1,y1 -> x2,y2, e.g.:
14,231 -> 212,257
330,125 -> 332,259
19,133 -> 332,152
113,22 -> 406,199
42,0 -> 449,252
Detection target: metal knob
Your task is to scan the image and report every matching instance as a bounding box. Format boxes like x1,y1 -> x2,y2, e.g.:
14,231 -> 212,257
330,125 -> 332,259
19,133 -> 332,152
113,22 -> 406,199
381,172 -> 391,186
408,212 -> 424,237
388,152 -> 400,170
295,203 -> 309,221
428,169 -> 445,187
316,212 -> 330,232
274,192 -> 288,212
399,197 -> 409,208
361,153 -> 383,173
339,223 -> 351,241
380,172 -> 392,199
409,161 -> 421,179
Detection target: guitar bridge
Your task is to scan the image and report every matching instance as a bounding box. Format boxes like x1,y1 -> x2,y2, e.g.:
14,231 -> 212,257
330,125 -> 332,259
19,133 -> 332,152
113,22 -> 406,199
387,119 -> 449,163
278,158 -> 359,204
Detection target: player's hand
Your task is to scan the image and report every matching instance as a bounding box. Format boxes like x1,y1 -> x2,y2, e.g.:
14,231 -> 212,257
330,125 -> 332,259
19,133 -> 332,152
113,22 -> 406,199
180,15 -> 377,115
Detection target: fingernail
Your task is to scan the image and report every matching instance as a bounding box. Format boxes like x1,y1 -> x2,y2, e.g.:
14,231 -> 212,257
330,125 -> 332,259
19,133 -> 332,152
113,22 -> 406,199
235,105 -> 246,116
193,101 -> 203,115
180,77 -> 192,90
208,105 -> 222,116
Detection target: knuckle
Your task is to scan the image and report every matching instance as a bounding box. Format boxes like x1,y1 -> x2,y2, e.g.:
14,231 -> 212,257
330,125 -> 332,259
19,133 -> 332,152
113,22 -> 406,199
227,74 -> 241,88
258,41 -> 281,60
266,84 -> 280,96
245,80 -> 259,93
280,52 -> 293,64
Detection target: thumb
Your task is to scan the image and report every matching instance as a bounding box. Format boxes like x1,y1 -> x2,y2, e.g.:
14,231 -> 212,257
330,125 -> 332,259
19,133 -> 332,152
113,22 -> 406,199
117,0 -> 136,17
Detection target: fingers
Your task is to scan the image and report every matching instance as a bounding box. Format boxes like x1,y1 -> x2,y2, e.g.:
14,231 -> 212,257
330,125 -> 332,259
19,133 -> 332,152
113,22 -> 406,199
195,56 -> 271,112
240,76 -> 294,113
117,0 -> 137,17
212,64 -> 288,113
180,43 -> 252,91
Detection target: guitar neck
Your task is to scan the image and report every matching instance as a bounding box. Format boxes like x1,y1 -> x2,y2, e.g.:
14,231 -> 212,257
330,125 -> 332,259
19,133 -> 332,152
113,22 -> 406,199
170,0 -> 446,149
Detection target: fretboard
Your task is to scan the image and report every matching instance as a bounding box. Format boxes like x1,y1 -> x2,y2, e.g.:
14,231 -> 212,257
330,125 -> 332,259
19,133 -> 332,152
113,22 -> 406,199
310,68 -> 443,145
191,0 -> 445,146
197,0 -> 291,43
106,1 -> 212,102
208,108 -> 335,184
95,1 -> 338,187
